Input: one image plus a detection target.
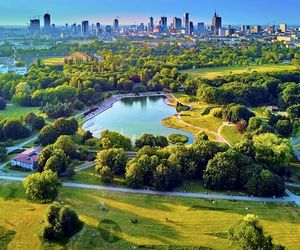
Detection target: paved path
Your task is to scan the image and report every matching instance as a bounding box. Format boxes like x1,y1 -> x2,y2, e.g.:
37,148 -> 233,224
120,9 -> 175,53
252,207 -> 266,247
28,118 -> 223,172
286,182 -> 300,188
75,162 -> 95,172
291,137 -> 300,162
0,175 -> 299,205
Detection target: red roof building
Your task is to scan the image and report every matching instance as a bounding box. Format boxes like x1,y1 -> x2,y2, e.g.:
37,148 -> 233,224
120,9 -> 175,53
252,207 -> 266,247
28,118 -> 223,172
10,147 -> 41,171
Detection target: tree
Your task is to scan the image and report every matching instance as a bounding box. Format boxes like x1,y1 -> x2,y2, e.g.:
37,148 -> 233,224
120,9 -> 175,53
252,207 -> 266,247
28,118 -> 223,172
99,166 -> 114,183
228,214 -> 285,250
40,202 -> 82,241
223,104 -> 254,123
22,170 -> 61,203
276,119 -> 293,137
95,148 -> 128,175
2,119 -> 30,140
100,130 -> 132,151
153,163 -> 182,191
53,135 -> 77,158
39,125 -> 58,146
287,104 -> 300,119
253,133 -> 292,174
43,149 -> 68,174
53,118 -> 78,136
135,134 -> 156,148
0,97 -> 6,110
247,117 -> 263,132
245,169 -> 285,197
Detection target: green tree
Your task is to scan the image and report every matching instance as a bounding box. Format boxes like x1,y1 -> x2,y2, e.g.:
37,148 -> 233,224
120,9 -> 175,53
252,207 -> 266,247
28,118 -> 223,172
53,135 -> 77,158
2,119 -> 30,140
40,202 -> 82,241
100,130 -> 131,151
0,97 -> 7,110
99,165 -> 114,183
95,148 -> 128,175
275,120 -> 293,137
39,125 -> 58,146
22,170 -> 61,203
253,133 -> 292,174
53,118 -> 78,136
228,214 -> 285,250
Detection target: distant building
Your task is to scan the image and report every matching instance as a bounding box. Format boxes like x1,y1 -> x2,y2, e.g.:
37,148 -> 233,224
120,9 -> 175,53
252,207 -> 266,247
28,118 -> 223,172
280,23 -> 287,33
241,25 -> 251,34
212,11 -> 222,35
184,13 -> 189,34
105,25 -> 112,34
160,16 -> 168,33
81,20 -> 89,37
253,25 -> 262,34
148,17 -> 154,32
113,19 -> 119,32
197,22 -> 205,33
29,18 -> 40,35
43,13 -> 51,32
173,17 -> 182,31
188,21 -> 194,35
10,147 -> 41,171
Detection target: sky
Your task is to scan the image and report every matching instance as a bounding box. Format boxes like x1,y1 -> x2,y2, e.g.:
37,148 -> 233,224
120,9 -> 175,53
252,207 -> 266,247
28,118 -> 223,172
0,0 -> 299,26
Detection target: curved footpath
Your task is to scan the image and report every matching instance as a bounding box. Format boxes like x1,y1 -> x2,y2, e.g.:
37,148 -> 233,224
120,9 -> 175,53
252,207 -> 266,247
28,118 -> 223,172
0,175 -> 299,205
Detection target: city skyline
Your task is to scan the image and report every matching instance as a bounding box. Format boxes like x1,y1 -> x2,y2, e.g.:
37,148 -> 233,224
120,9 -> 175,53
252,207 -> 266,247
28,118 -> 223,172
0,0 -> 300,26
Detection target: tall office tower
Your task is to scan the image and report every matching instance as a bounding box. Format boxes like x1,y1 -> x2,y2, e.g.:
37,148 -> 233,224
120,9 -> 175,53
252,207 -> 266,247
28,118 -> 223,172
29,18 -> 40,35
173,17 -> 182,31
160,16 -> 168,33
105,25 -> 112,34
212,11 -> 222,35
241,25 -> 250,34
184,13 -> 189,33
113,18 -> 119,31
188,21 -> 194,35
81,20 -> 89,37
148,17 -> 154,32
280,23 -> 287,33
71,23 -> 77,34
43,13 -> 51,32
197,22 -> 205,33
253,25 -> 262,33
96,22 -> 101,35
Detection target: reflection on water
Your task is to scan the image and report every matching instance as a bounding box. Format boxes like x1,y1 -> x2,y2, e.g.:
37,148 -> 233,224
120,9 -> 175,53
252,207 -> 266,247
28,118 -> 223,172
83,96 -> 194,143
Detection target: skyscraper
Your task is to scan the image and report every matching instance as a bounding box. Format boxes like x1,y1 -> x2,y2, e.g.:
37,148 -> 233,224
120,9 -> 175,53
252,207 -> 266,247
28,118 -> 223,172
197,22 -> 205,33
212,11 -> 222,35
188,21 -> 194,35
29,18 -> 40,35
148,17 -> 154,32
184,13 -> 189,33
173,17 -> 182,31
81,20 -> 89,37
160,16 -> 168,33
43,13 -> 51,32
113,19 -> 119,31
280,23 -> 287,33
253,25 -> 262,34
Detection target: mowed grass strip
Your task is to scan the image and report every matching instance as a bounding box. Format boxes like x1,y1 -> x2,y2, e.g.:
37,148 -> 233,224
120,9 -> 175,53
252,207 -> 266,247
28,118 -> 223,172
0,103 -> 40,119
41,57 -> 65,65
0,181 -> 300,249
181,64 -> 297,79
220,125 -> 244,145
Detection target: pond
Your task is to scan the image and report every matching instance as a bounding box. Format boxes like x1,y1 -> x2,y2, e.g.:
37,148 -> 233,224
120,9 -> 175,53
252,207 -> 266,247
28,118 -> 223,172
83,96 -> 194,144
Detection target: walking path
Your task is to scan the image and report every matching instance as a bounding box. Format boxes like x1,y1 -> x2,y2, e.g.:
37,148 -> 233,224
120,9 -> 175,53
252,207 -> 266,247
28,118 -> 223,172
0,175 -> 299,204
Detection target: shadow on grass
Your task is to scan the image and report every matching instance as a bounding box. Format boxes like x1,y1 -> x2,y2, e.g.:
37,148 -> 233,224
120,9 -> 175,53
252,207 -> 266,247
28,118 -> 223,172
0,226 -> 16,249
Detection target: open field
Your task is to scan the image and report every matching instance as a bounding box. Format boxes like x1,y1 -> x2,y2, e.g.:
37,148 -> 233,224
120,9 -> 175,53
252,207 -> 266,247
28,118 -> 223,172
1,181 -> 300,250
181,64 -> 298,79
0,103 -> 40,119
220,125 -> 244,145
41,57 -> 65,66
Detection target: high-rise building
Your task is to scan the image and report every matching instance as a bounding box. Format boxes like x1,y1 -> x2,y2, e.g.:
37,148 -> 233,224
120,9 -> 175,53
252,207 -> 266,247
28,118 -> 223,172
173,17 -> 182,31
148,17 -> 154,32
105,25 -> 112,34
81,20 -> 89,37
113,19 -> 119,31
29,18 -> 40,35
184,13 -> 189,33
188,21 -> 194,35
197,22 -> 205,33
43,13 -> 51,32
212,11 -> 222,35
160,16 -> 168,33
253,25 -> 262,34
241,25 -> 251,34
280,23 -> 287,33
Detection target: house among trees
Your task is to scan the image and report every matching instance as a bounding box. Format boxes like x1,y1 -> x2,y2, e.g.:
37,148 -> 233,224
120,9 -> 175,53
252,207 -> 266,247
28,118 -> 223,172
10,147 -> 41,171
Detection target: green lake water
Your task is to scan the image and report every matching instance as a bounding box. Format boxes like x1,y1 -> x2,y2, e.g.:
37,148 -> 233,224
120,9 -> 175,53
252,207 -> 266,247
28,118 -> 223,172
83,96 -> 194,143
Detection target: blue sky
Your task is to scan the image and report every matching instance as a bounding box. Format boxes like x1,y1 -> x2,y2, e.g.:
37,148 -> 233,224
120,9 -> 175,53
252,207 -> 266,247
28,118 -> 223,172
0,0 -> 299,26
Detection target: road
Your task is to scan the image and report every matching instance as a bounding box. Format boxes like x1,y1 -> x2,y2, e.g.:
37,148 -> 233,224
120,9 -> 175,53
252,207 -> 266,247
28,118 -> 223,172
0,175 -> 299,205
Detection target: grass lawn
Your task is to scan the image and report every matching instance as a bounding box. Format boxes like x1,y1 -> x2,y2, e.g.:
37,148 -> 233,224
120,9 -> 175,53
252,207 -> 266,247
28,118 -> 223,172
181,64 -> 298,79
0,181 -> 300,250
220,125 -> 244,145
0,103 -> 40,119
41,57 -> 65,66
